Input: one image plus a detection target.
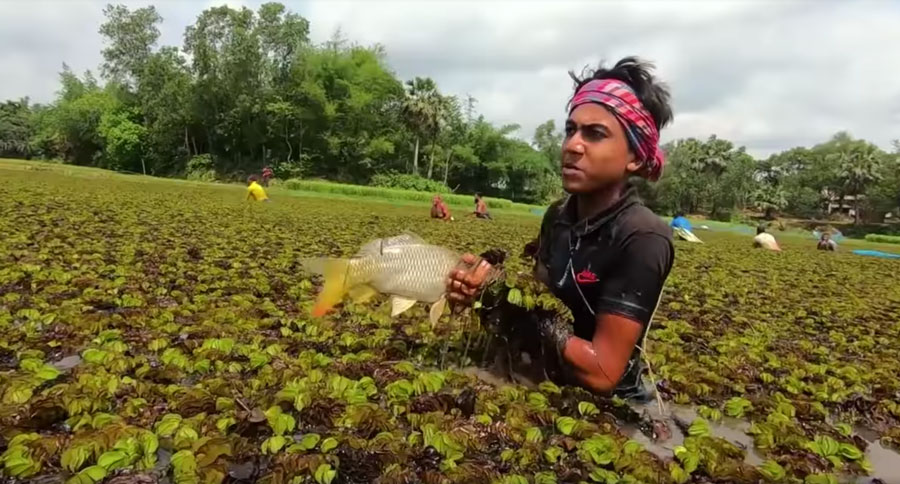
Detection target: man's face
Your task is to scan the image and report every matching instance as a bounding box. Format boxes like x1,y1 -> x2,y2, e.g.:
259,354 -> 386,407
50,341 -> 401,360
561,103 -> 640,194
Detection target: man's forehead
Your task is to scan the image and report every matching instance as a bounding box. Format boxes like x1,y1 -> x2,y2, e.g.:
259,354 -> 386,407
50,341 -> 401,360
567,103 -> 616,124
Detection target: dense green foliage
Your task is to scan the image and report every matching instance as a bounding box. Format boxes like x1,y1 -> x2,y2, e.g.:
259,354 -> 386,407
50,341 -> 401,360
2,162 -> 900,483
280,179 -> 532,211
370,174 -> 451,194
0,3 -> 559,204
2,3 -> 897,215
636,134 -> 900,224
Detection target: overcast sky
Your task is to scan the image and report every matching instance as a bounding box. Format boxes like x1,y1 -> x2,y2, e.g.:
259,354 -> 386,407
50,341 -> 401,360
2,0 -> 899,157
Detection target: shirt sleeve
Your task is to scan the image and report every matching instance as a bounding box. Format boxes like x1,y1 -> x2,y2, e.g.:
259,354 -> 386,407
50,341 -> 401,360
593,233 -> 673,326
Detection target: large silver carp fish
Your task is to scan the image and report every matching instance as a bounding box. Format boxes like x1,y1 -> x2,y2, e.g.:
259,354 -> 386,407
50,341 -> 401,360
302,233 -> 467,326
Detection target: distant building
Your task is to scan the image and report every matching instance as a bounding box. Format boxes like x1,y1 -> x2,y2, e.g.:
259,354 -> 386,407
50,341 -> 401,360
825,193 -> 862,217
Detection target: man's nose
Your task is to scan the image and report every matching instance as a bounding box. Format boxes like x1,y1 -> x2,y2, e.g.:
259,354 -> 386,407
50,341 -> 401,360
564,133 -> 585,154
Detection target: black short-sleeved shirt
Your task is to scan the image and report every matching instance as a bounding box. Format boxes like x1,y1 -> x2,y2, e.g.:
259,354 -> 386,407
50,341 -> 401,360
536,185 -> 674,398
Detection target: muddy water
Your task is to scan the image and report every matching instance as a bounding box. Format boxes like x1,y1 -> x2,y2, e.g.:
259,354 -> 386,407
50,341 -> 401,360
462,365 -> 900,481
462,364 -> 763,464
50,354 -> 81,371
854,427 -> 900,483
625,400 -> 764,466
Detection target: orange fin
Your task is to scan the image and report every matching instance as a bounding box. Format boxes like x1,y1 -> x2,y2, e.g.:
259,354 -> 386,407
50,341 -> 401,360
305,258 -> 351,317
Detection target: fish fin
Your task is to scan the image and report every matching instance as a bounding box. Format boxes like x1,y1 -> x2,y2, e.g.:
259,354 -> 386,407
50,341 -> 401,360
391,232 -> 426,245
348,284 -> 378,303
356,233 -> 427,257
429,296 -> 446,328
309,258 -> 351,317
356,239 -> 384,257
390,296 -> 418,317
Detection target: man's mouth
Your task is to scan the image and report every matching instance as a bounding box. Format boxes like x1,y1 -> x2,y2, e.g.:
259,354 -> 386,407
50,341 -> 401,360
561,163 -> 581,177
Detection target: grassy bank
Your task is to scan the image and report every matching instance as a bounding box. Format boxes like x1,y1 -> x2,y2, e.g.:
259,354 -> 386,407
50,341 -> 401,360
0,159 -> 543,214
281,178 -> 541,213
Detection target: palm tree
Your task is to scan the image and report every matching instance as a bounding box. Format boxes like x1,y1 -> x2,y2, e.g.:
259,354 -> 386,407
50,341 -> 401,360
401,77 -> 440,176
835,143 -> 884,224
426,95 -> 458,179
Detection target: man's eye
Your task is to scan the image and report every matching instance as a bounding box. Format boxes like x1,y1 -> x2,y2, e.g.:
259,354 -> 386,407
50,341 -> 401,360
583,129 -> 606,142
564,125 -> 577,136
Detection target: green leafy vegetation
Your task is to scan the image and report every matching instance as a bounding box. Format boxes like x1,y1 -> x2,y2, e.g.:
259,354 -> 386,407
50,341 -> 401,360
2,163 -> 900,483
281,178 -> 533,211
865,234 -> 900,244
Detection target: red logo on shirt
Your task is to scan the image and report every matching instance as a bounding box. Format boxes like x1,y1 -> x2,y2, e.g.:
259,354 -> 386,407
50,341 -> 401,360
575,269 -> 598,284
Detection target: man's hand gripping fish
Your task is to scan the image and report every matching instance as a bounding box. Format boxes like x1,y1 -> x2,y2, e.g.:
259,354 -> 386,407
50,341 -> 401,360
303,233 -> 485,326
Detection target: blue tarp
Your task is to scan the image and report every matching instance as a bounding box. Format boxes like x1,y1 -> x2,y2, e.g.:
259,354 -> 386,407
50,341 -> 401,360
852,249 -> 900,259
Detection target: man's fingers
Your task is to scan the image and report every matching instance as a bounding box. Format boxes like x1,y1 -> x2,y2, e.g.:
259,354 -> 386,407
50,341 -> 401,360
460,253 -> 478,264
462,261 -> 492,287
472,260 -> 493,281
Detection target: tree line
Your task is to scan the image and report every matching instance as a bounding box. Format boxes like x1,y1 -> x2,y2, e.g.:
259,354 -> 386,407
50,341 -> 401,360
0,3 -> 898,220
637,133 -> 900,224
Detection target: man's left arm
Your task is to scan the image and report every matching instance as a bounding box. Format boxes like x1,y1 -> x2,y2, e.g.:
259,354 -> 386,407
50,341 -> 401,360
548,233 -> 673,392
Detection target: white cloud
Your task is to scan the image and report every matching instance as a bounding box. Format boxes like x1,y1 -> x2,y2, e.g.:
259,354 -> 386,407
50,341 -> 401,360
2,0 -> 899,157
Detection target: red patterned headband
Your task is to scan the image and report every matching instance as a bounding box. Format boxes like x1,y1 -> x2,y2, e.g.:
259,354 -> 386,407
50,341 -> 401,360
569,79 -> 665,181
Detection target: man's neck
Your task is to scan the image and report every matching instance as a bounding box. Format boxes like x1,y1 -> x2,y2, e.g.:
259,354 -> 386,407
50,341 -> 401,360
575,182 -> 628,222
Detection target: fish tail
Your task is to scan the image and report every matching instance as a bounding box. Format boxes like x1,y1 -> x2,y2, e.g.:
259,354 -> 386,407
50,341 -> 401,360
303,258 -> 352,317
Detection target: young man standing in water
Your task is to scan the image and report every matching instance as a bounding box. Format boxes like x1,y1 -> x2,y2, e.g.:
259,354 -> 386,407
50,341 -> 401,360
448,57 -> 674,401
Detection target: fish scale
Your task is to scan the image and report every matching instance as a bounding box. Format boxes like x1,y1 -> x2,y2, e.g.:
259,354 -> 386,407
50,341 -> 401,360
357,244 -> 459,302
304,233 -> 463,321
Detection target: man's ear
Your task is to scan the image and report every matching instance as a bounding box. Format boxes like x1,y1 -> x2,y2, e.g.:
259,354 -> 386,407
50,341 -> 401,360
625,152 -> 644,175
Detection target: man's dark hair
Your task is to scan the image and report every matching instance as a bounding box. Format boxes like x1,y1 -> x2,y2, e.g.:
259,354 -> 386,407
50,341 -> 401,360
248,175 -> 259,183
568,56 -> 673,131
674,212 -> 684,218
757,225 -> 767,235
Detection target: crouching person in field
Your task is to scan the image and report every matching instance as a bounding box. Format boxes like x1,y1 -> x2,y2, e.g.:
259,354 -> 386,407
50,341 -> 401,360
474,193 -> 493,220
247,175 -> 270,202
817,232 -> 838,251
753,225 -> 781,251
431,195 -> 453,221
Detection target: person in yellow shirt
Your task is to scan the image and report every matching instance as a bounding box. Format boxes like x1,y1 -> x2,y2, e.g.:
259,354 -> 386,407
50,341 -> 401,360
246,175 -> 270,202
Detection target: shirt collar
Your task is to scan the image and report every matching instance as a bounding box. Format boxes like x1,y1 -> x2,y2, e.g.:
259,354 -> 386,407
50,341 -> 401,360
554,184 -> 640,237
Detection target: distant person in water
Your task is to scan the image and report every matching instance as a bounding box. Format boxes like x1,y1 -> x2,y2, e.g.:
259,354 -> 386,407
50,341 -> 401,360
670,212 -> 702,242
431,195 -> 453,221
246,175 -> 270,202
261,166 -> 274,187
474,193 -> 492,219
753,225 -> 780,251
817,232 -> 838,251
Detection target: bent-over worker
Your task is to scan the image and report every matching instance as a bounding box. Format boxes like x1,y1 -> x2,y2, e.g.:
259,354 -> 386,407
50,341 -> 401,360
753,225 -> 780,251
431,195 -> 452,221
474,193 -> 492,220
247,175 -> 270,202
670,213 -> 691,231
